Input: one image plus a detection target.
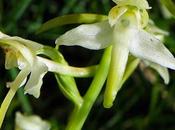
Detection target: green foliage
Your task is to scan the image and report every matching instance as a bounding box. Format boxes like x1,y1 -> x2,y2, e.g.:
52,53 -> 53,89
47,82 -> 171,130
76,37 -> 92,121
160,0 -> 175,17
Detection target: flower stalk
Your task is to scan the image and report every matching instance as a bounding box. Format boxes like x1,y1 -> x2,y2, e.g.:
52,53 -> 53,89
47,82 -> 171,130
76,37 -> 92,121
0,82 -> 18,128
66,46 -> 112,130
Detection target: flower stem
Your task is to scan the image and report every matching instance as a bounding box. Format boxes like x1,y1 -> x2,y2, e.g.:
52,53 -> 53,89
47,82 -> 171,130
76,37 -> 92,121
66,47 -> 112,130
37,56 -> 98,77
0,67 -> 29,128
0,86 -> 18,128
9,68 -> 32,114
37,46 -> 98,78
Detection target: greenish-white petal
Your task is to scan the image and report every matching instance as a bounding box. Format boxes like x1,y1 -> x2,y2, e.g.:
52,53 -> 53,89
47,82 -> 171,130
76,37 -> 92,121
0,31 -> 8,38
24,59 -> 48,98
5,48 -> 18,69
112,0 -> 151,9
56,21 -> 112,50
144,61 -> 169,84
17,55 -> 29,70
128,28 -> 175,70
0,31 -> 3,38
11,36 -> 43,52
0,39 -> 35,66
145,21 -> 169,36
15,112 -> 50,130
134,9 -> 149,28
0,31 -> 43,52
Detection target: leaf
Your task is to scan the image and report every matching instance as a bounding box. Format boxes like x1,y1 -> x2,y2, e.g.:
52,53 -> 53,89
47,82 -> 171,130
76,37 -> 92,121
160,0 -> 175,17
9,0 -> 32,22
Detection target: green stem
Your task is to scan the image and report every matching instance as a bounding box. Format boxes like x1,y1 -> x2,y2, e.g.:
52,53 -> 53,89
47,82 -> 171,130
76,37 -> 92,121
9,68 -> 32,114
37,14 -> 107,34
0,67 -> 29,128
0,86 -> 18,128
17,88 -> 32,114
37,46 -> 97,78
37,56 -> 98,77
66,47 -> 112,130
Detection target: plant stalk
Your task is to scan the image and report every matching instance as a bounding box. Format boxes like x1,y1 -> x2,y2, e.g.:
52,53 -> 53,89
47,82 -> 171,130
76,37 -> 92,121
66,47 -> 112,130
0,86 -> 18,128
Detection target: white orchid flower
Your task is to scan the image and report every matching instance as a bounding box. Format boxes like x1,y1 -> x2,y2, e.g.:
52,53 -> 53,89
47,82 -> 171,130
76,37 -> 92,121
15,112 -> 50,130
0,31 -> 48,98
55,0 -> 175,108
0,31 -> 95,128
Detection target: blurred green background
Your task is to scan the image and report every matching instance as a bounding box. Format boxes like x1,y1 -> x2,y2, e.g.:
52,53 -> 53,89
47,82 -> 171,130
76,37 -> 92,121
1,0 -> 175,130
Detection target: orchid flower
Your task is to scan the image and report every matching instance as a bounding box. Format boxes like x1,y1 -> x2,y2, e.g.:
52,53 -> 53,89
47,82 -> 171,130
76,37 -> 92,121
0,31 -> 92,98
0,31 -> 48,98
0,31 -> 48,128
55,0 -> 175,108
15,112 -> 50,130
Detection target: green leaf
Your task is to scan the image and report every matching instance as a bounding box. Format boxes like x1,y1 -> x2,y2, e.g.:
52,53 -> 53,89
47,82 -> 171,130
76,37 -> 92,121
160,0 -> 175,17
37,13 -> 107,34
